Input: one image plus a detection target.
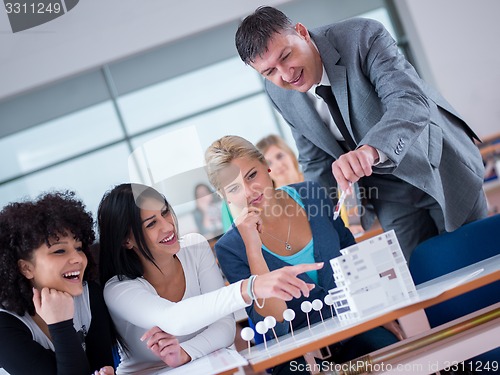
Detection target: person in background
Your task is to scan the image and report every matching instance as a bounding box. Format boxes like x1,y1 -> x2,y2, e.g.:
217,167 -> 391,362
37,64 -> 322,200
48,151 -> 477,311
97,183 -> 323,375
205,135 -> 401,375
220,200 -> 234,233
235,6 -> 487,260
0,191 -> 116,375
193,183 -> 223,239
256,134 -> 304,188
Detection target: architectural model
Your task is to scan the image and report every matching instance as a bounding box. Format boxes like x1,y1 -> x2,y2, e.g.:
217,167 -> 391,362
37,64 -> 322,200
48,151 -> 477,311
328,230 -> 417,321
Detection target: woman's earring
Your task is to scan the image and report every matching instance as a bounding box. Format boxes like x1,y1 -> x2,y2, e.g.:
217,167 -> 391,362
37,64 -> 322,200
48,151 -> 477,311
227,201 -> 231,205
268,168 -> 272,173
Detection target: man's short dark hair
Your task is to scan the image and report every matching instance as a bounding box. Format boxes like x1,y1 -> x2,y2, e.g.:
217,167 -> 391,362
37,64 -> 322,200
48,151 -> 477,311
235,6 -> 293,65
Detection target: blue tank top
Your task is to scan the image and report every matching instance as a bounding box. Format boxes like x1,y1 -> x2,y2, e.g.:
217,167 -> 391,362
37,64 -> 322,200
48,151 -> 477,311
262,186 -> 317,283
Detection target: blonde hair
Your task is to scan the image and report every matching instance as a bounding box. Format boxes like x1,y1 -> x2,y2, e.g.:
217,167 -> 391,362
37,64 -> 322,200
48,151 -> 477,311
256,134 -> 300,174
205,135 -> 266,191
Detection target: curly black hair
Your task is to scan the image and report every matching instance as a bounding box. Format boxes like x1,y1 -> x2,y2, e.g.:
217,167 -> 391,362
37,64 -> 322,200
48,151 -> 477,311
0,191 -> 96,316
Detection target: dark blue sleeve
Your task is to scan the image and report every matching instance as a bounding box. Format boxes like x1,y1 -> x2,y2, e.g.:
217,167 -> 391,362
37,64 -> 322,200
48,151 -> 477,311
294,180 -> 355,249
49,319 -> 91,375
0,312 -> 58,374
333,215 -> 356,248
0,311 -> 90,375
214,230 -> 251,286
214,232 -> 265,327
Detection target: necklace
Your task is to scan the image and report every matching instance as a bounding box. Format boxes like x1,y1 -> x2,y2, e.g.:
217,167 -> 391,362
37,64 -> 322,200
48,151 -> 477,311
262,215 -> 292,251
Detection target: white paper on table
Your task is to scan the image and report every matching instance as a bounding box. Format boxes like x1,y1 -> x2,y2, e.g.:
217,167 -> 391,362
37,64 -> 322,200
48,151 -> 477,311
415,267 -> 485,301
154,348 -> 248,375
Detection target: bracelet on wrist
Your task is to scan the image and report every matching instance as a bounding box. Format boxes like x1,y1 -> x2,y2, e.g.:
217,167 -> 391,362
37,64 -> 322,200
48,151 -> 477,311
247,275 -> 257,301
251,274 -> 266,309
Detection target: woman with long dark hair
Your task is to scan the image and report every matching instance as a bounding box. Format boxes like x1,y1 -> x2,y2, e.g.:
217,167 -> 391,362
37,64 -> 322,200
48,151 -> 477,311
98,183 -> 322,375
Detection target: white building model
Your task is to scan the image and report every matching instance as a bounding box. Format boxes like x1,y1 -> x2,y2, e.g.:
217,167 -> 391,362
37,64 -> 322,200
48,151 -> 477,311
328,230 -> 417,322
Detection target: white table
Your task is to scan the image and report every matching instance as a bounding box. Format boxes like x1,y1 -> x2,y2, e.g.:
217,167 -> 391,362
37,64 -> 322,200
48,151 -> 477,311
240,255 -> 500,373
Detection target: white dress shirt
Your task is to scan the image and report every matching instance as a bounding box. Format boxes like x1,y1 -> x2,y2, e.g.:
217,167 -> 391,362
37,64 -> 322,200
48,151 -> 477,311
306,42 -> 388,164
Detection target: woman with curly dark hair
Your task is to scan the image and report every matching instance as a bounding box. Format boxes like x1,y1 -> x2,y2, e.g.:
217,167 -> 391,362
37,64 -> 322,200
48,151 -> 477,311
0,191 -> 116,375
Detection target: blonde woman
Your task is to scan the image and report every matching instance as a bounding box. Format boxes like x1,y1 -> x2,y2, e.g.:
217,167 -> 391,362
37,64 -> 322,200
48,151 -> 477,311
205,135 -> 400,375
256,134 -> 303,187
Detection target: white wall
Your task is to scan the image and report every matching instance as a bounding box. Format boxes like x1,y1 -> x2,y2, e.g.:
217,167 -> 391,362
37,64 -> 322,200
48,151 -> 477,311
395,0 -> 500,138
1,0 -> 499,138
0,0 -> 291,100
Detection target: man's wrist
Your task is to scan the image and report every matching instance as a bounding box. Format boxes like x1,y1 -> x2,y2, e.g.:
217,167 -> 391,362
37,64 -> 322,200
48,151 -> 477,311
360,144 -> 379,164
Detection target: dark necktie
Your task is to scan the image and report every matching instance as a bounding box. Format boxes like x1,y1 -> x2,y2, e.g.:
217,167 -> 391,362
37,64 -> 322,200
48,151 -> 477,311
315,85 -> 356,151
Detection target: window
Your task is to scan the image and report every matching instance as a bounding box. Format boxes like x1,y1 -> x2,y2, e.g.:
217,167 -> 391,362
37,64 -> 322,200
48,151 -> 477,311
0,2 -> 401,223
0,102 -> 122,182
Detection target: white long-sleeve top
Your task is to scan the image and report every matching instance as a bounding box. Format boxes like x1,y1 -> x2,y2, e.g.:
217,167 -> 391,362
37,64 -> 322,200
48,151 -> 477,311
104,233 -> 249,375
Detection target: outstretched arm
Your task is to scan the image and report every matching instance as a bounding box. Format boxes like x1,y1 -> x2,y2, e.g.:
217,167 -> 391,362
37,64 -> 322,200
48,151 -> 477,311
104,251 -> 319,338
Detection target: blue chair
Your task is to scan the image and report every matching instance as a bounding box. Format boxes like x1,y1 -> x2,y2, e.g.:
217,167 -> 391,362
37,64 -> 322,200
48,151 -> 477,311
408,214 -> 500,368
112,344 -> 121,369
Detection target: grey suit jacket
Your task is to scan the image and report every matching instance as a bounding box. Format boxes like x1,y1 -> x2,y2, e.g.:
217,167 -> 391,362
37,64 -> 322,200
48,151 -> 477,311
265,18 -> 484,231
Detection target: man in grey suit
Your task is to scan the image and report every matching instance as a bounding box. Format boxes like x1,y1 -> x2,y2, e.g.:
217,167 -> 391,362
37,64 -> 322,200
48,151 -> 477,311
235,6 -> 487,259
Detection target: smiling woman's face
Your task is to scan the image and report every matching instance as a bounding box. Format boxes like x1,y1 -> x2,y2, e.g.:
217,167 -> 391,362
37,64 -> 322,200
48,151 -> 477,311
18,234 -> 88,296
134,198 -> 180,258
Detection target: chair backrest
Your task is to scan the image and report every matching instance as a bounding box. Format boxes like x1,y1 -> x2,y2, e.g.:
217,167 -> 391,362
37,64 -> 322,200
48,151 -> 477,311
409,214 -> 500,327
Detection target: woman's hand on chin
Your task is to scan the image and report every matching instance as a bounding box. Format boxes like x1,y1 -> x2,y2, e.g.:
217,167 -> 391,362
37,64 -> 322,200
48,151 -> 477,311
33,287 -> 74,324
235,206 -> 263,252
